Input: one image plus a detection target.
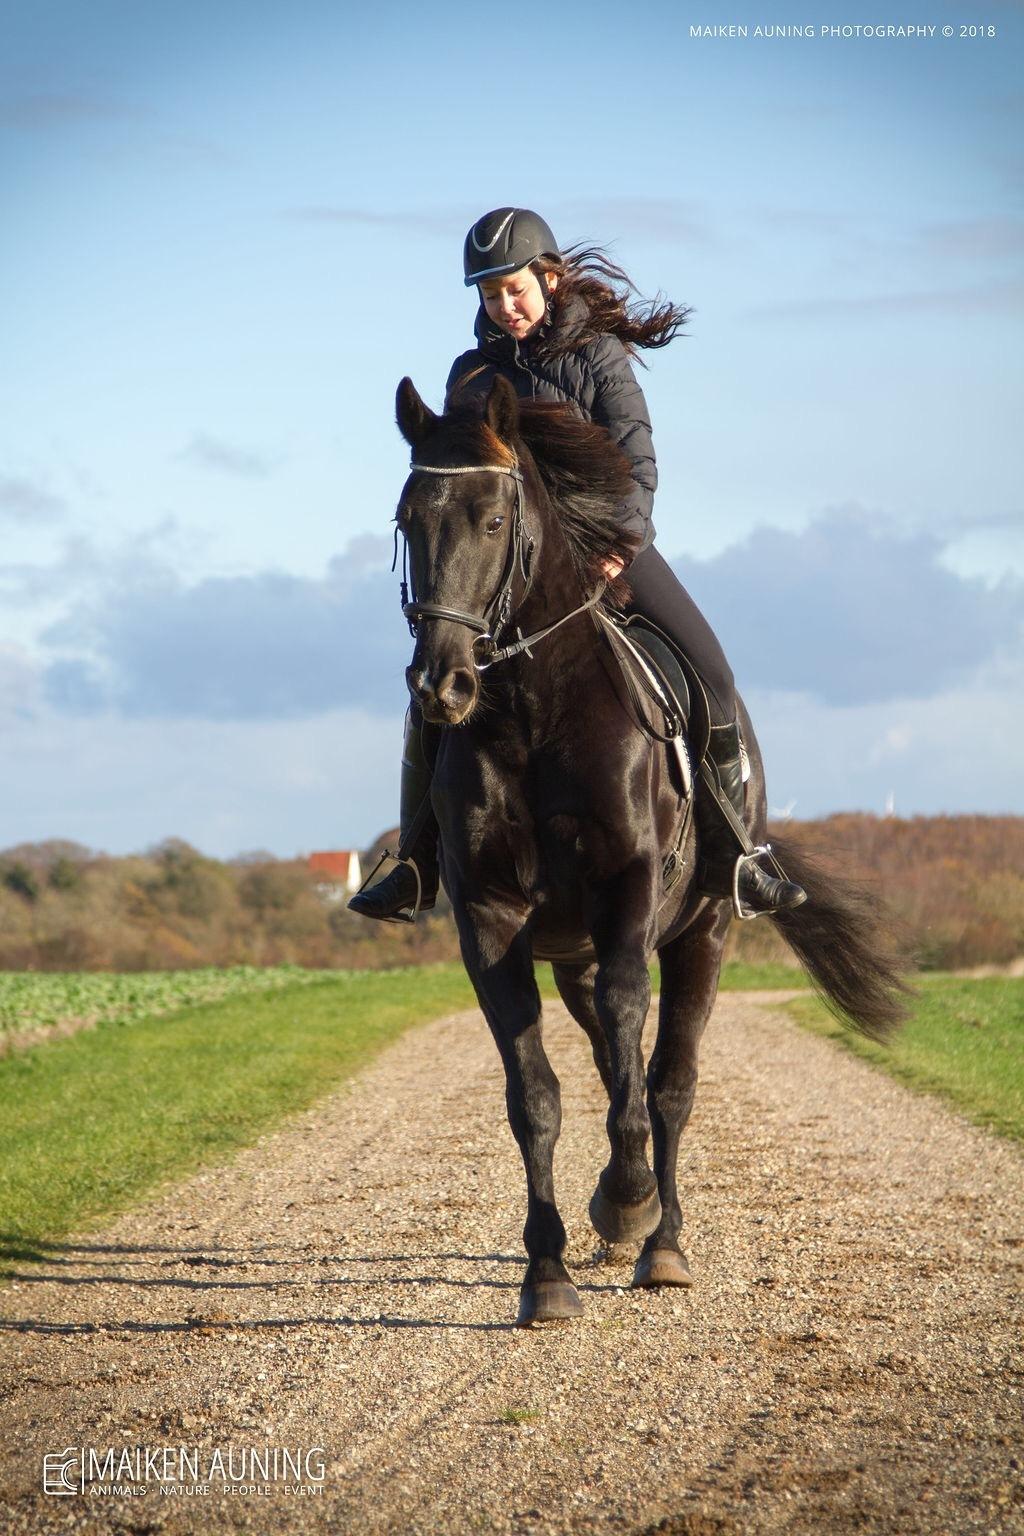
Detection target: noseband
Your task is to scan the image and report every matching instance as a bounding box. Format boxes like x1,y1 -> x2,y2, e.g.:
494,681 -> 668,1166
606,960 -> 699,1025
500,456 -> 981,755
396,458 -> 606,671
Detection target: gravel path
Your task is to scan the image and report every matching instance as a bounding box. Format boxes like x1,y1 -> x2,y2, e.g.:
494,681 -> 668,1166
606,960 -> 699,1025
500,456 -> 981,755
1,990 -> 1021,1536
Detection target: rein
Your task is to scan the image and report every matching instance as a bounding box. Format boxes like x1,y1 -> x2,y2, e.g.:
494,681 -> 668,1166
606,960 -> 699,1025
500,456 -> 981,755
397,459 -> 606,672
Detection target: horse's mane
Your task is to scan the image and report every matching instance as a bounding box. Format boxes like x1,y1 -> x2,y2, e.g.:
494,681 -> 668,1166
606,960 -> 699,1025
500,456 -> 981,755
448,398 -> 641,589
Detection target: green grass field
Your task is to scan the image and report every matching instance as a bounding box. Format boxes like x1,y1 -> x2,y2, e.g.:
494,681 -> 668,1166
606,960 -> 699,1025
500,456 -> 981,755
18,957 -> 1016,1270
0,964 -> 329,1042
0,959 -> 805,1049
786,974 -> 1023,1143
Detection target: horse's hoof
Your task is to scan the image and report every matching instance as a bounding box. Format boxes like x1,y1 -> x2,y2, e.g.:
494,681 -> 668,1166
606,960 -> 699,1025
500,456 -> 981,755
516,1281 -> 584,1327
632,1247 -> 693,1289
589,1184 -> 662,1245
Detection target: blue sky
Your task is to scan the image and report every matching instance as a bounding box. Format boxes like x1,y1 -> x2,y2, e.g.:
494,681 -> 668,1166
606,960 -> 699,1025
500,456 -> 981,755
2,0 -> 1022,855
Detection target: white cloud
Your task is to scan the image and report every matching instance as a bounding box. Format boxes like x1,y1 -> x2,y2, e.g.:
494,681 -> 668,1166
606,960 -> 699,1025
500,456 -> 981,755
0,643 -> 42,723
0,707 -> 405,859
675,504 -> 1024,706
747,648 -> 1024,818
8,506 -> 1020,727
177,434 -> 278,479
40,541 -> 410,720
4,506 -> 1022,856
0,473 -> 65,524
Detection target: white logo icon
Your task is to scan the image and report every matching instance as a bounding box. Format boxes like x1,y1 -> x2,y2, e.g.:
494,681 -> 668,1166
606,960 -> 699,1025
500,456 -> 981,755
472,210 -> 515,252
43,1448 -> 81,1495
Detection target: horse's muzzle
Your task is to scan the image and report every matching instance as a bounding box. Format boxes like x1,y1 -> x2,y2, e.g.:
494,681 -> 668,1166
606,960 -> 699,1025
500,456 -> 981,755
406,663 -> 478,725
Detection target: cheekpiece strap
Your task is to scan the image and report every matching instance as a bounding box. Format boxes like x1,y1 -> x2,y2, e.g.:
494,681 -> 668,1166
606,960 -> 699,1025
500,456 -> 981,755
402,460 -> 528,645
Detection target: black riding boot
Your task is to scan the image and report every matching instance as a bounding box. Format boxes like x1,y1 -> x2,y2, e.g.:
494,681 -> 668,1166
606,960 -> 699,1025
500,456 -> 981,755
347,715 -> 439,922
698,721 -> 806,917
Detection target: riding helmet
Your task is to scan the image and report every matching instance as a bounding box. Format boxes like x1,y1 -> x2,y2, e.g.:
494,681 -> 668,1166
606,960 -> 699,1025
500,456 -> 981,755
463,207 -> 562,286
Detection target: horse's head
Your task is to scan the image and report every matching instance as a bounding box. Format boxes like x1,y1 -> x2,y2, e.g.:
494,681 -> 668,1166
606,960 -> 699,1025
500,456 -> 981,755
395,375 -> 528,726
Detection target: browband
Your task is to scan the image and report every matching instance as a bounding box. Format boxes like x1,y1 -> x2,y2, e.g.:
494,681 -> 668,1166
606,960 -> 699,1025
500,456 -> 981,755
410,462 -> 523,480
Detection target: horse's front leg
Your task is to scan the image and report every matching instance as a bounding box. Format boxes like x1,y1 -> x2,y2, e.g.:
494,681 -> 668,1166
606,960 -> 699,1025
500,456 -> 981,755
633,902 -> 731,1289
587,860 -> 662,1246
454,896 -> 583,1327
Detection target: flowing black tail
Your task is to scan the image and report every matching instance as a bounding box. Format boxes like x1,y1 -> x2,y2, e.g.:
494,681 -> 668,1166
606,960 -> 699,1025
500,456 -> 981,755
767,834 -> 913,1041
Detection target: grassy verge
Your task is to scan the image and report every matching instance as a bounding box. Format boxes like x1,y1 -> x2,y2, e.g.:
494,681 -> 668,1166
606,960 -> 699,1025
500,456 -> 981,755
0,957 -> 804,1051
716,960 -> 808,991
0,966 -> 478,1259
784,974 -> 1023,1143
0,957 -> 809,1261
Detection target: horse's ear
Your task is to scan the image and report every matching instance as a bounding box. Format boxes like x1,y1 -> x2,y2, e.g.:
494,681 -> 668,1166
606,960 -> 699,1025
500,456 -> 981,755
396,377 -> 438,448
484,374 -> 519,445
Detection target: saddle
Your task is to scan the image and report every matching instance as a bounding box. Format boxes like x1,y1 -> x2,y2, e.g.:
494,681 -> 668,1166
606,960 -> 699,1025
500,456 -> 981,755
597,612 -> 711,788
595,609 -> 715,897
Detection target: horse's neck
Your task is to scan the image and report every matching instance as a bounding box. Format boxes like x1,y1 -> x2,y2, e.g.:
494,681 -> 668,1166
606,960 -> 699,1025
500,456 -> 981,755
490,495 -> 608,728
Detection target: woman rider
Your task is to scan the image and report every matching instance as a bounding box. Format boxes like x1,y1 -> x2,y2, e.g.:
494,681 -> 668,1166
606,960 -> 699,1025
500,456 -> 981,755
350,207 -> 805,922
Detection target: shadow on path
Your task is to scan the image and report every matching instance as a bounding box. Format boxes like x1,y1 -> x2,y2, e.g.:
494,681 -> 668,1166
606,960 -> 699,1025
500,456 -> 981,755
1,1235 -> 623,1334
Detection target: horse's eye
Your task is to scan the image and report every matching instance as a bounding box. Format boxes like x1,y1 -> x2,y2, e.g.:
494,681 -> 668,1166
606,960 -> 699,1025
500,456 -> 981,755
486,516 -> 505,534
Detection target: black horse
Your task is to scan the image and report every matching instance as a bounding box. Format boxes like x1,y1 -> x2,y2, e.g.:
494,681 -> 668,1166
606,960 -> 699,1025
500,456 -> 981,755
391,373 -> 906,1327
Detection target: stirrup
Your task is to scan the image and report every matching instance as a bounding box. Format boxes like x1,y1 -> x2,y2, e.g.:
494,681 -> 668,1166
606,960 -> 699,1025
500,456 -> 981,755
349,847 -> 424,925
731,843 -> 803,921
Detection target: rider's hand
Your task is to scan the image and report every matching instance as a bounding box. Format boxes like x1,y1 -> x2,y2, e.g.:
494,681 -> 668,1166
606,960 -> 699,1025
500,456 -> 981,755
599,555 -> 626,581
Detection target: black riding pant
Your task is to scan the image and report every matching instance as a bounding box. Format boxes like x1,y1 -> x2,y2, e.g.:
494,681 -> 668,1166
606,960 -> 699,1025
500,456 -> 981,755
624,544 -> 735,727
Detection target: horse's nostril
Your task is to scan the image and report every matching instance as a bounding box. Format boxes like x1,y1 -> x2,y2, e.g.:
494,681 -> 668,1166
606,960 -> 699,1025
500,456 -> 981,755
406,666 -> 433,703
438,668 -> 477,712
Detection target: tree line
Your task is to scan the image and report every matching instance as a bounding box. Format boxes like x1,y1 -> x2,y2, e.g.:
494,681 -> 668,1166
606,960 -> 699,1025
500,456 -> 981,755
1,815 -> 1020,973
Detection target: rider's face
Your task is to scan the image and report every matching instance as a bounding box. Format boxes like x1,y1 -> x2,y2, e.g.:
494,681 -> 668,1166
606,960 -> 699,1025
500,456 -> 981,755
479,266 -> 556,340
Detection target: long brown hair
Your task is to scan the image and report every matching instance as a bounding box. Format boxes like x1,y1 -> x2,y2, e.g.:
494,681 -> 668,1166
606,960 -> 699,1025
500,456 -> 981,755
531,243 -> 693,361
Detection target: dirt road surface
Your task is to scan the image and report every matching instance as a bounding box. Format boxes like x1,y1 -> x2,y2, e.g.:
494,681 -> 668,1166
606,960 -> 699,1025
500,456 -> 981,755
1,991 -> 1021,1535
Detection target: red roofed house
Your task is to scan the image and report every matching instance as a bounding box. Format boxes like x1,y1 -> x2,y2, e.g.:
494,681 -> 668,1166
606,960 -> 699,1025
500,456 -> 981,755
308,849 -> 363,900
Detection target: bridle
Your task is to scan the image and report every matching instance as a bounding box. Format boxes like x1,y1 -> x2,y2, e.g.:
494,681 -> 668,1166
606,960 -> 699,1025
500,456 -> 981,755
395,458 -> 606,671
398,461 -> 532,669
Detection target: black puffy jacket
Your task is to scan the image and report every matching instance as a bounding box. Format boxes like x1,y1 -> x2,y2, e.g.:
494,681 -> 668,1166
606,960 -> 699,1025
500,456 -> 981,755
444,292 -> 658,553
